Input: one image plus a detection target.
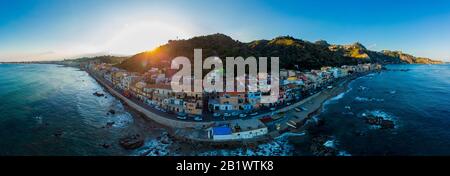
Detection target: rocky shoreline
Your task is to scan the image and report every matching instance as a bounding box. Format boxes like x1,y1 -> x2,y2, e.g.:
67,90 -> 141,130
83,63 -> 377,155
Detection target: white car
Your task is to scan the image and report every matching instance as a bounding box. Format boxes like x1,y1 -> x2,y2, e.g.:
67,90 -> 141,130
239,114 -> 247,118
176,112 -> 187,120
270,107 -> 276,111
223,113 -> 231,117
250,112 -> 259,116
177,116 -> 187,120
194,116 -> 203,121
231,112 -> 239,116
213,113 -> 221,117
294,107 -> 302,112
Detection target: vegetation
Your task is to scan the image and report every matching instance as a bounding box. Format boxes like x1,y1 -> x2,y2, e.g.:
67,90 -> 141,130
116,33 -> 443,73
65,55 -> 129,65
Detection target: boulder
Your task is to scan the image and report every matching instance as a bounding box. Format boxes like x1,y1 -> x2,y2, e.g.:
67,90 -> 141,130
119,134 -> 144,150
365,115 -> 395,129
93,92 -> 105,97
108,109 -> 116,115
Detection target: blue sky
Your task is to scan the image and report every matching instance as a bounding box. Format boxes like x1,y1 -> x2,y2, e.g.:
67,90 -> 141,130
1,0 -> 450,61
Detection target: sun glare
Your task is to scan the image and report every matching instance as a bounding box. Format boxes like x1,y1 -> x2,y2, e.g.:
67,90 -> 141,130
103,20 -> 192,56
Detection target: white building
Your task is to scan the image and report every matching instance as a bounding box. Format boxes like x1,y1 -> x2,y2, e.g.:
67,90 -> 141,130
209,119 -> 268,141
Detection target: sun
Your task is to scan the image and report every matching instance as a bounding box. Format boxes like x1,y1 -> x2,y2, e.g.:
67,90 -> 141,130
103,20 -> 192,56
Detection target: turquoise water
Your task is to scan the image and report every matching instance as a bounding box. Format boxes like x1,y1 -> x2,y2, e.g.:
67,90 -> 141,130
308,64 -> 450,155
0,64 -> 162,155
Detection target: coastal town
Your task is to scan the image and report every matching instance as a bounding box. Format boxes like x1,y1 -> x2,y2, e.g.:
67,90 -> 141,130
83,61 -> 382,142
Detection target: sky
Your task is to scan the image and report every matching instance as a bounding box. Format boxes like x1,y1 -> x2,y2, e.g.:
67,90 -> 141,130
1,0 -> 450,62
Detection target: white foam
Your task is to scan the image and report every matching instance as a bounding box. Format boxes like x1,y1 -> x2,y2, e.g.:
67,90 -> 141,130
355,96 -> 384,102
323,140 -> 336,148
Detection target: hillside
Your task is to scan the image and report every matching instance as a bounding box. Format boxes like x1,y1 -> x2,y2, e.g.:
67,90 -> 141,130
66,55 -> 129,65
117,33 -> 442,73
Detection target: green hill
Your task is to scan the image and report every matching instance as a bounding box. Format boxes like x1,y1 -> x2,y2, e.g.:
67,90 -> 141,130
117,33 -> 442,73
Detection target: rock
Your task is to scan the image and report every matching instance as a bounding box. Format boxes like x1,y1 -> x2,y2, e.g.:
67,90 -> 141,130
108,109 -> 116,115
365,115 -> 395,129
106,121 -> 115,128
53,130 -> 63,137
353,130 -> 366,136
119,134 -> 144,150
380,119 -> 395,129
316,118 -> 325,127
310,135 -> 338,156
93,92 -> 105,97
100,143 -> 111,149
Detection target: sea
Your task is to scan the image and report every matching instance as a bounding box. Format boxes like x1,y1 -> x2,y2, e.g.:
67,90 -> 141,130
0,64 -> 449,156
0,64 -> 166,155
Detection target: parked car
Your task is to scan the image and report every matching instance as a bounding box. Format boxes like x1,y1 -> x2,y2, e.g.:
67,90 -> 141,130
223,113 -> 231,117
286,102 -> 292,106
239,114 -> 248,118
270,107 -> 276,111
300,107 -> 308,111
194,116 -> 203,121
213,113 -> 221,117
177,112 -> 187,117
294,107 -> 302,112
176,115 -> 187,120
250,112 -> 259,116
231,112 -> 239,116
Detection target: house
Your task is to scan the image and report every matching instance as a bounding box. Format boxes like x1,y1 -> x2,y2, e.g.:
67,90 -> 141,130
209,126 -> 233,140
209,119 -> 268,141
184,100 -> 202,115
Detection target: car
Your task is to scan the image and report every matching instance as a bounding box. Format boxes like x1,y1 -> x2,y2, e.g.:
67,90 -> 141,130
177,112 -> 187,117
213,113 -> 221,117
294,107 -> 302,112
239,114 -> 248,118
177,116 -> 187,120
250,112 -> 259,116
231,112 -> 239,116
270,107 -> 276,111
176,112 -> 187,120
300,107 -> 308,111
223,113 -> 231,117
287,102 -> 292,106
194,116 -> 203,121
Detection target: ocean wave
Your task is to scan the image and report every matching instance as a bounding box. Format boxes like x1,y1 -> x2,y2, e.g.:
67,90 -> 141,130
330,92 -> 345,101
110,113 -> 134,128
338,150 -> 352,156
322,87 -> 352,111
323,140 -> 336,148
198,132 -> 302,156
133,132 -> 173,156
355,96 -> 384,102
364,110 -> 395,120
